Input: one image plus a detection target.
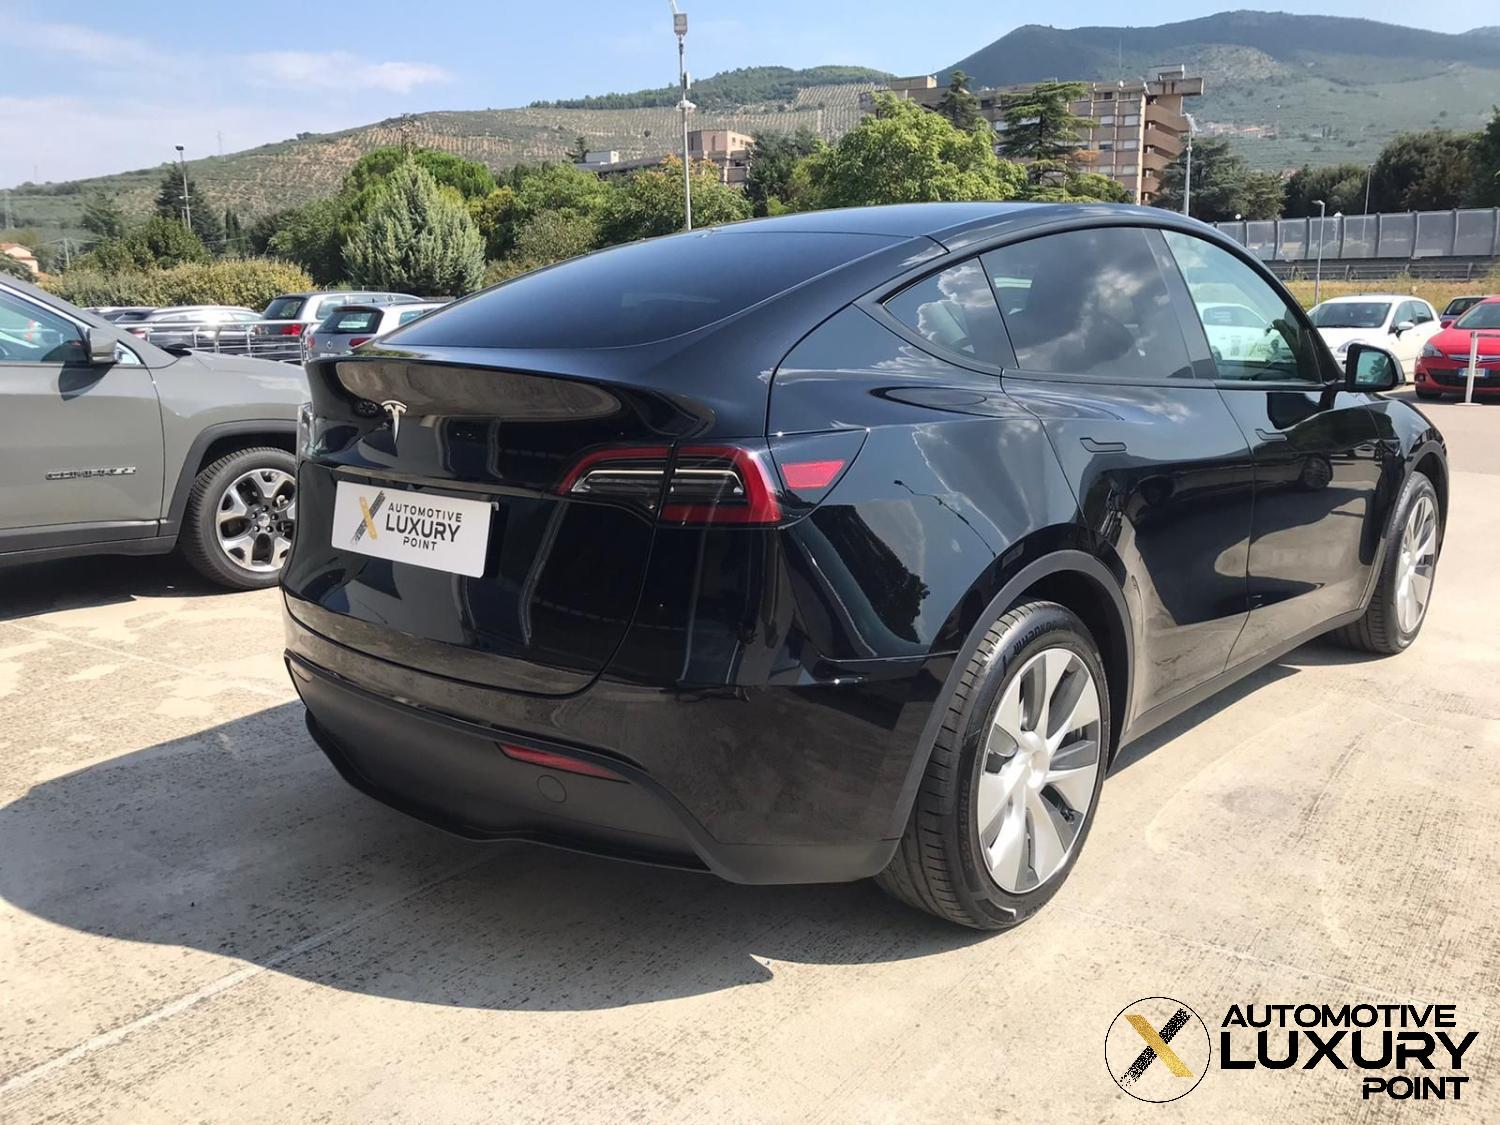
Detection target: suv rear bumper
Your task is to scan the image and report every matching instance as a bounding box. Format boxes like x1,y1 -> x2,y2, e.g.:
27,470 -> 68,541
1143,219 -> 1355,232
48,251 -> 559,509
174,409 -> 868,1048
284,606 -> 946,885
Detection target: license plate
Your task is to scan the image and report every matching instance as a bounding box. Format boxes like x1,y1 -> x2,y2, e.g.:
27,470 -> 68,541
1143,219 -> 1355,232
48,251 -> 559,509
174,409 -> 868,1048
332,481 -> 491,577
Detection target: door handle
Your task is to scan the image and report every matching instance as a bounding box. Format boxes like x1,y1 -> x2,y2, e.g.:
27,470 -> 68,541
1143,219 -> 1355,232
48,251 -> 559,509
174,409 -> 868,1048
1080,437 -> 1127,454
1255,428 -> 1289,443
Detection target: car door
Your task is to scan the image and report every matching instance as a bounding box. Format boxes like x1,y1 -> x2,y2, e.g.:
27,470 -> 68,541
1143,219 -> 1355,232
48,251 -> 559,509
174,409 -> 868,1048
1400,299 -> 1441,371
1160,230 -> 1384,666
0,284 -> 165,545
977,225 -> 1256,721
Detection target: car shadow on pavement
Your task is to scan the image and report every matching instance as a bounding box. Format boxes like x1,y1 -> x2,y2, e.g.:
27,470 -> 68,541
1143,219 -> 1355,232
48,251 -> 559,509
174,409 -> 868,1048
0,701 -> 985,1013
0,554 -> 224,623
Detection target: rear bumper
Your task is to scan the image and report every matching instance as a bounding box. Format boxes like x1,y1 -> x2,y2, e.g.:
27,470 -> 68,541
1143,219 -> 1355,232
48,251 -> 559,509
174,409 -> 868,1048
285,608 -> 945,885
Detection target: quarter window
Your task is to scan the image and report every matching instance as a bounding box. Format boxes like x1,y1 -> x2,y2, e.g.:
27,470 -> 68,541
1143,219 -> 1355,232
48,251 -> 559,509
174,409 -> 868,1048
883,258 -> 1008,361
1162,230 -> 1323,384
0,289 -> 86,365
981,227 -> 1192,381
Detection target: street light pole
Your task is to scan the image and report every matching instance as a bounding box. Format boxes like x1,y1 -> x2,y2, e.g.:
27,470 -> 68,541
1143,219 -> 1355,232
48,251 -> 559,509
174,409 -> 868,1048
1181,113 -> 1197,218
1363,163 -> 1374,215
1313,198 -> 1326,306
174,145 -> 192,234
670,2 -> 693,231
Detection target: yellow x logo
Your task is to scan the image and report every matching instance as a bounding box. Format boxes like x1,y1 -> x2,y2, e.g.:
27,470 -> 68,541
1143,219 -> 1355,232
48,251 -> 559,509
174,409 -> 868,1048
1121,1009 -> 1195,1084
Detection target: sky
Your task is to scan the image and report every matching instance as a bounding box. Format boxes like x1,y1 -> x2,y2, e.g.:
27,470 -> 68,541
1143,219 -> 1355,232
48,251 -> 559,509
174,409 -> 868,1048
0,0 -> 1476,188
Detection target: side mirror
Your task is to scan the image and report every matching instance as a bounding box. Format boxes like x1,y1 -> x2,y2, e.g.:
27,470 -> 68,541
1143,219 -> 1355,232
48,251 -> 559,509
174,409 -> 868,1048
1391,320 -> 1414,336
85,326 -> 116,366
1346,342 -> 1401,393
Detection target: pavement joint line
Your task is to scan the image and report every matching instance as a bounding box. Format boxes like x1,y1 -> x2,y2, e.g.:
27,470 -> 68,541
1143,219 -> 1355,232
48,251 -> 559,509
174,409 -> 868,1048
4,619 -> 289,700
1055,903 -> 1500,1028
0,852 -> 498,1102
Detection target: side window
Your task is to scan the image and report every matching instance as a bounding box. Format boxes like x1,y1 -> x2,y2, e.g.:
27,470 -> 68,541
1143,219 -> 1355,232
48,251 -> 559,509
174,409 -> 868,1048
1161,230 -> 1322,384
0,289 -> 86,365
981,226 -> 1192,380
883,258 -> 1008,362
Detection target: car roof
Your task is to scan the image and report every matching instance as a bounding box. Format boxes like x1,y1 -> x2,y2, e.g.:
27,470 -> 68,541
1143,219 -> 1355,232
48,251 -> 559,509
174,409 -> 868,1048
1318,294 -> 1408,303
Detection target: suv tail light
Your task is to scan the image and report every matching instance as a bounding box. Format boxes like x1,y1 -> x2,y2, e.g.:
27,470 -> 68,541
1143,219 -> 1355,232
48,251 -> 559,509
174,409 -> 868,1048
279,323 -> 305,337
347,336 -> 373,348
559,444 -> 783,525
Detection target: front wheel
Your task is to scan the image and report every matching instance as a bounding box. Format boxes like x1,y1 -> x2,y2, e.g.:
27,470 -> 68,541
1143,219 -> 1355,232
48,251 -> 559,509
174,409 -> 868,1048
180,447 -> 297,591
1330,472 -> 1440,654
877,600 -> 1110,930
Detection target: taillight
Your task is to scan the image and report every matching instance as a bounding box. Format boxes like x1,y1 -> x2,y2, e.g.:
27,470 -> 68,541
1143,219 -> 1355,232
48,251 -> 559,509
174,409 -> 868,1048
280,323 -> 304,337
500,743 -> 624,781
558,443 -> 784,525
303,332 -> 315,351
347,336 -> 372,348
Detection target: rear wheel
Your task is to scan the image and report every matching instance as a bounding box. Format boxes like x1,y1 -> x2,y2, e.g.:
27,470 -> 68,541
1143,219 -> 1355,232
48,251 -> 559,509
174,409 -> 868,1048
877,600 -> 1110,930
180,447 -> 297,591
1330,472 -> 1439,654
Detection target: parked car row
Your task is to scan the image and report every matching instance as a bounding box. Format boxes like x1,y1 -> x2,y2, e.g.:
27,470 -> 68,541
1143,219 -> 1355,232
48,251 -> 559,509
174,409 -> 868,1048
84,291 -> 436,362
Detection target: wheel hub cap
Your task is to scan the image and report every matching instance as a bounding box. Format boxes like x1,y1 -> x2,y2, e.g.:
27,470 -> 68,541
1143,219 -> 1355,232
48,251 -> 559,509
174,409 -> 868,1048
976,646 -> 1103,894
216,467 -> 296,574
1395,495 -> 1437,634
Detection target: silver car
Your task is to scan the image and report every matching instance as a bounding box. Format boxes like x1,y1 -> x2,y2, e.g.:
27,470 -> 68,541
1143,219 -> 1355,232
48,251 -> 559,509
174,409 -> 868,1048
120,305 -> 261,353
302,301 -> 447,361
251,291 -> 420,361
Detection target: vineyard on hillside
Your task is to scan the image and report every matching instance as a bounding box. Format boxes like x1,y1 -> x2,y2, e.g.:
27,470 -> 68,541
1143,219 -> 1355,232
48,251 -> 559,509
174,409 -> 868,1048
5,82 -> 881,241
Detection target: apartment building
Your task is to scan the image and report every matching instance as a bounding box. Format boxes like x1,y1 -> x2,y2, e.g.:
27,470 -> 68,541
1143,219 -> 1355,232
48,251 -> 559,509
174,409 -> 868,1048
871,67 -> 1204,205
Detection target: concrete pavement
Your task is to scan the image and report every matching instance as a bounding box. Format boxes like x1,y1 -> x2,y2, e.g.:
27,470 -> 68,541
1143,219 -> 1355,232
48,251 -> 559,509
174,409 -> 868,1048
1,392 -> 1497,1123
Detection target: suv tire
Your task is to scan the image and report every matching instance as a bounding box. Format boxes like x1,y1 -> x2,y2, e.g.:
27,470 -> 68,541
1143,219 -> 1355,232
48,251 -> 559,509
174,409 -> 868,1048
877,600 -> 1110,930
180,447 -> 297,591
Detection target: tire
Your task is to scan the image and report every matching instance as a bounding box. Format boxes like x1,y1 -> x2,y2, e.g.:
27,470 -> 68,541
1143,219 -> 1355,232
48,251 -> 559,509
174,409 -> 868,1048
877,600 -> 1111,930
179,447 -> 297,591
1329,472 -> 1440,655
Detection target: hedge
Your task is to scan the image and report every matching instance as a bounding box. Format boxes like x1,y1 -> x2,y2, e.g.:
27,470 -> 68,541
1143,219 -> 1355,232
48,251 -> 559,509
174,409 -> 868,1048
44,258 -> 315,312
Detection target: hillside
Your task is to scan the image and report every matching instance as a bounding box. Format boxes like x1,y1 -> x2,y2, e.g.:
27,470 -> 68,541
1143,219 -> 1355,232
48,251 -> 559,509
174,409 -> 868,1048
3,71 -> 880,244
531,65 -> 889,110
942,12 -> 1500,170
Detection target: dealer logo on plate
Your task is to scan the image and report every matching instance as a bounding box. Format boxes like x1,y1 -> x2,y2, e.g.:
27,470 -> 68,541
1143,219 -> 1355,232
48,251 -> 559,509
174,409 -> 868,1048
332,481 -> 491,577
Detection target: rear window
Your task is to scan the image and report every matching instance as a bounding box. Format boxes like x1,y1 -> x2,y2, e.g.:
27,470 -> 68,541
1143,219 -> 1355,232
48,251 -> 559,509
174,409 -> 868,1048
388,230 -> 898,349
1455,303 -> 1500,330
322,309 -> 381,334
262,297 -> 305,320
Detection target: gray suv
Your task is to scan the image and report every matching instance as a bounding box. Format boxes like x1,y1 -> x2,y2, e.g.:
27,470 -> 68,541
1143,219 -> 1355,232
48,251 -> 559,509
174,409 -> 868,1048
0,277 -> 307,590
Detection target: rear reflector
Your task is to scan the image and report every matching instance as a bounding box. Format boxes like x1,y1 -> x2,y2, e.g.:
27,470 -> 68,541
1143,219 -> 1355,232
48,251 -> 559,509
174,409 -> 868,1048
500,743 -> 624,781
348,336 -> 372,348
779,459 -> 845,490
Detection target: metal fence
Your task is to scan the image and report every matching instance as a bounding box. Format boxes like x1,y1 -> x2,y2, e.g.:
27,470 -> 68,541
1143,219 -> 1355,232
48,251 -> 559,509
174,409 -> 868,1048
1214,208 -> 1500,264
121,322 -> 304,363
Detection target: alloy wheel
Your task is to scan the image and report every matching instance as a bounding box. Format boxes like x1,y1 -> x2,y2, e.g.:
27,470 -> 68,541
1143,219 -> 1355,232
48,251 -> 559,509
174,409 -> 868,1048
977,647 -> 1103,893
1395,494 -> 1437,634
216,467 -> 296,573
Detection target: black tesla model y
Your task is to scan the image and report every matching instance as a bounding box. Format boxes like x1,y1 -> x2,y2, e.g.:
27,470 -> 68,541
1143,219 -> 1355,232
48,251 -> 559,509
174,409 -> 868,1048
284,203 -> 1446,930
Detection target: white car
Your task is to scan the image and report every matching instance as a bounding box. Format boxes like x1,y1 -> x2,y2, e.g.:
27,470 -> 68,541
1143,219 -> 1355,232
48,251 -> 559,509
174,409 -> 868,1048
1307,294 -> 1440,382
1197,301 -> 1275,362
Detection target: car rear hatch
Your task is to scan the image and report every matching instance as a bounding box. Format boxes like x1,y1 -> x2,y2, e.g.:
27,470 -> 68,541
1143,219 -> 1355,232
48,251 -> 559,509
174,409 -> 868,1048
283,227 -> 930,697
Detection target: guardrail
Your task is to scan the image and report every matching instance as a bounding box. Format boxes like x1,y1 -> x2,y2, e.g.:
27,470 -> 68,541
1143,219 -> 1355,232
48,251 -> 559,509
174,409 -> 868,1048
122,322 -> 303,363
1215,208 -> 1500,264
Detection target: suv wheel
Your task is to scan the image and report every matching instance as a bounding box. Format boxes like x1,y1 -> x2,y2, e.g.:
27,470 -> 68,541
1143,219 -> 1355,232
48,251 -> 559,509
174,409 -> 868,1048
1330,472 -> 1440,654
181,447 -> 297,591
877,600 -> 1110,930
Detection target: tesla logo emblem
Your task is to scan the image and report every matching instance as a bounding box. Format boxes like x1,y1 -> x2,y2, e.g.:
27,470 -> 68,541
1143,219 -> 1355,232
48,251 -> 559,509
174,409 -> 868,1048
380,400 -> 407,441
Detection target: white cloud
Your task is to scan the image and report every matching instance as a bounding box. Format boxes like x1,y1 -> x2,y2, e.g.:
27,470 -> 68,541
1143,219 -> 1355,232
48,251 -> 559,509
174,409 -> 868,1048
29,23 -> 161,67
246,52 -> 451,94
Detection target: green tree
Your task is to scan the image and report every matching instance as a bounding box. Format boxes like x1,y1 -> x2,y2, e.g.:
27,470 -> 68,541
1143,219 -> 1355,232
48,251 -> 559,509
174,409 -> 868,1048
1467,106 -> 1500,207
936,70 -> 985,134
0,253 -> 33,281
1285,163 -> 1366,217
222,208 -> 251,256
567,134 -> 590,163
995,81 -> 1089,169
469,185 -> 521,260
801,93 -> 1025,209
1154,136 -> 1281,221
266,198 -> 347,285
126,215 -> 210,268
1367,130 -> 1473,213
512,162 -> 608,222
343,147 -> 497,201
597,156 -> 751,244
153,167 -> 224,248
1022,170 -> 1133,204
745,128 -> 823,216
80,192 -> 127,242
343,161 -> 485,295
512,210 -> 601,269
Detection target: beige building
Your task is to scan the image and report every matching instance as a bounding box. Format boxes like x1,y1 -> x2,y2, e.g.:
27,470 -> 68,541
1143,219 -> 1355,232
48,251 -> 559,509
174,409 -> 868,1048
870,67 -> 1204,205
0,242 -> 40,277
580,129 -> 754,186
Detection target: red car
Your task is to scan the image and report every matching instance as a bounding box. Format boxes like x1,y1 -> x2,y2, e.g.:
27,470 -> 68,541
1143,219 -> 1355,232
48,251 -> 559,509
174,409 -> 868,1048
1438,294 -> 1492,328
1415,296 -> 1500,400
